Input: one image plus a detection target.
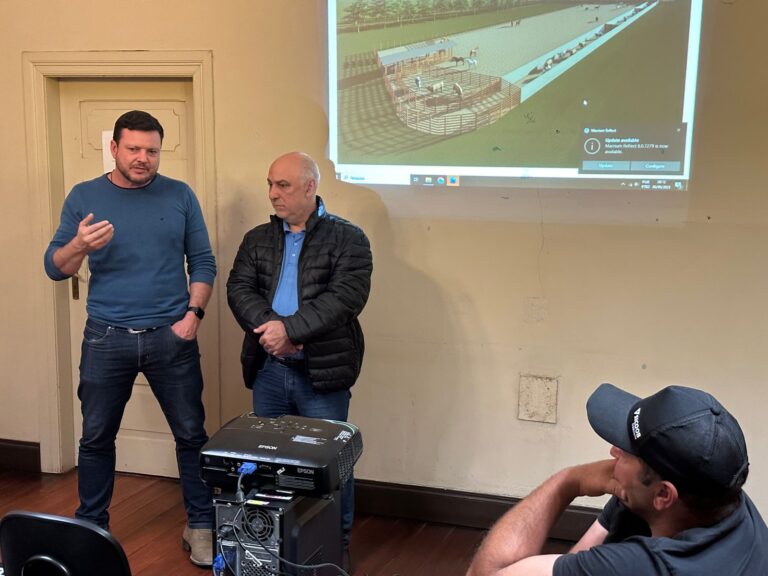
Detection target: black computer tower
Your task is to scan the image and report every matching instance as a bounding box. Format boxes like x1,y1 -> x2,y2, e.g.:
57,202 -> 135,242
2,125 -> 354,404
214,492 -> 342,576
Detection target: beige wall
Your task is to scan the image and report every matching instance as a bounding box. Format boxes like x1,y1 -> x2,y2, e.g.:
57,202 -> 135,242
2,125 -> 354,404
1,0 -> 767,511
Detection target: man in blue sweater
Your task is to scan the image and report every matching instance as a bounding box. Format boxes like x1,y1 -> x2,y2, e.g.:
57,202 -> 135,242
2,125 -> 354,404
44,110 -> 217,566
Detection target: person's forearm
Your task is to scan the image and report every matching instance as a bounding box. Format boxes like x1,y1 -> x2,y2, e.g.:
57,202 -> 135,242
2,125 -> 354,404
50,213 -> 114,277
173,282 -> 214,340
467,459 -> 618,576
188,281 -> 213,310
226,248 -> 278,332
51,242 -> 88,277
466,469 -> 578,576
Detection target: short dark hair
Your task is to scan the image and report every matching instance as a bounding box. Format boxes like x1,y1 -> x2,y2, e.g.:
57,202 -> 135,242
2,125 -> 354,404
640,458 -> 745,524
677,473 -> 746,521
113,110 -> 164,144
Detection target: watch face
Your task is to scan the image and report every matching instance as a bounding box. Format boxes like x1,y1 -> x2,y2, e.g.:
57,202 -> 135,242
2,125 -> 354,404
188,306 -> 205,319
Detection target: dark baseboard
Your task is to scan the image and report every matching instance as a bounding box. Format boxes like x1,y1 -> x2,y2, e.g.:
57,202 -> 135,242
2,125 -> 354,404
0,443 -> 597,540
0,439 -> 41,473
356,479 -> 598,542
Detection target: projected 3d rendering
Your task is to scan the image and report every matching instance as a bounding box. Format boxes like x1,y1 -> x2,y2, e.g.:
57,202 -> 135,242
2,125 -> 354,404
330,0 -> 701,190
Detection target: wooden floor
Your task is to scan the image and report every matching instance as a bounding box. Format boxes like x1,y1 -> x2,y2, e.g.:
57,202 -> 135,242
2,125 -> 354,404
0,470 -> 570,575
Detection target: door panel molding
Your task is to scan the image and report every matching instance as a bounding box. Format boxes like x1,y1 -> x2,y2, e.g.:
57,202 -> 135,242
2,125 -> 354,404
23,50 -> 219,473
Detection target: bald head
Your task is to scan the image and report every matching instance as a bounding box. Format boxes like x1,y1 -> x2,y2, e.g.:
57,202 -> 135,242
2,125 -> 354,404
294,152 -> 320,186
267,152 -> 320,231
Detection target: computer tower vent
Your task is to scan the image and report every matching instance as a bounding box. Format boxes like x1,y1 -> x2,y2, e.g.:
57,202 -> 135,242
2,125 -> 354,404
239,562 -> 274,576
214,493 -> 342,576
242,507 -> 276,542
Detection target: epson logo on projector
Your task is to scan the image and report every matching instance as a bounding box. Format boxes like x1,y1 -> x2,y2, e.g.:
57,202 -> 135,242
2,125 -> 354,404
258,444 -> 277,450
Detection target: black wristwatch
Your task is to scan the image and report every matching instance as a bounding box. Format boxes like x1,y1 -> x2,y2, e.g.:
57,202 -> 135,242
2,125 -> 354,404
187,306 -> 205,320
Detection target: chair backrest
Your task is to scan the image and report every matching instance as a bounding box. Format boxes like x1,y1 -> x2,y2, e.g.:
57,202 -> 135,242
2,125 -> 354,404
0,510 -> 132,576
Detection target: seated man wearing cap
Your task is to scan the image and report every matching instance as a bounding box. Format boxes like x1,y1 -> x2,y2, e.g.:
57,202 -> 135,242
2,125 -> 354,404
466,384 -> 768,575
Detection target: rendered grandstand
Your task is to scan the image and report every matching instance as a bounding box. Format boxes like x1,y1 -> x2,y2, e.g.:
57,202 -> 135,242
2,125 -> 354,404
334,0 -> 691,167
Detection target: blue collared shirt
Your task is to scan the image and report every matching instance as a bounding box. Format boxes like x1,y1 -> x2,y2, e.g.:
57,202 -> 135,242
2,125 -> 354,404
272,221 -> 305,358
272,220 -> 305,317
271,200 -> 325,357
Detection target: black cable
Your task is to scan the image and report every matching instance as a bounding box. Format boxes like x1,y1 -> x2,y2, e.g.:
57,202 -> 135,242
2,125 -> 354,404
214,526 -> 240,576
217,467 -> 349,576
234,499 -> 349,576
230,506 -> 286,576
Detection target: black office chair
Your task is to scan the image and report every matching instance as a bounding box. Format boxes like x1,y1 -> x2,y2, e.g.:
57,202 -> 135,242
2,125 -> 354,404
0,510 -> 131,576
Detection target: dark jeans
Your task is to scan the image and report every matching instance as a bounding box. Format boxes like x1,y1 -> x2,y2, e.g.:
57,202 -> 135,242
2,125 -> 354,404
76,318 -> 212,530
252,356 -> 354,543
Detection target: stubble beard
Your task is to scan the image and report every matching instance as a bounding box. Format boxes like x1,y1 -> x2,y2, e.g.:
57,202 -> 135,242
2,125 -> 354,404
116,160 -> 156,187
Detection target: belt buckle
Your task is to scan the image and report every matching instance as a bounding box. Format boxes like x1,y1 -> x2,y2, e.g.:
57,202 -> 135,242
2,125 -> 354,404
127,328 -> 148,334
274,355 -> 301,368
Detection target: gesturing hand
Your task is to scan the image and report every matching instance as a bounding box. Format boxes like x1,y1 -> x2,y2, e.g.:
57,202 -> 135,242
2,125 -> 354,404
74,213 -> 114,254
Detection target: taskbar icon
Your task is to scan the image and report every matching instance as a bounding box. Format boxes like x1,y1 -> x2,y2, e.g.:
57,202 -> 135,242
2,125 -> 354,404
410,174 -> 461,187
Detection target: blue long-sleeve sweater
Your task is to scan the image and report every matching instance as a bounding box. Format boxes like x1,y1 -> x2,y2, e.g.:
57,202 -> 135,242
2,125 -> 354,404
44,173 -> 216,328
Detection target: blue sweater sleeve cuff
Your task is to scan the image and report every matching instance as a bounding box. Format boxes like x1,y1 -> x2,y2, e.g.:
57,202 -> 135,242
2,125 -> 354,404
43,246 -> 70,281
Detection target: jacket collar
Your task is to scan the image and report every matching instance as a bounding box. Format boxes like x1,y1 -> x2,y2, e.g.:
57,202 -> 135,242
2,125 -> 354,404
271,195 -> 326,233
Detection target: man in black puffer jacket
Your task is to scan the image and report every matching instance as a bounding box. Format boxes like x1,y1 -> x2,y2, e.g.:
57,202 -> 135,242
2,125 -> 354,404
226,151 -> 372,566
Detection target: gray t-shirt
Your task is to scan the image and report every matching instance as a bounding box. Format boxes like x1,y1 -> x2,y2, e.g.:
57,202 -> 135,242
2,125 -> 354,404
554,493 -> 768,575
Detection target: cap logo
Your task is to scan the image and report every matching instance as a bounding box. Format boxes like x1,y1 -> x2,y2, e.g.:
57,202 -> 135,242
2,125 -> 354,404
631,407 -> 642,440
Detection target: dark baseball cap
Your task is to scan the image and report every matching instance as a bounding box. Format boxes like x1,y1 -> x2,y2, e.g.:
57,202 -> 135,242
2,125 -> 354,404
587,383 -> 749,496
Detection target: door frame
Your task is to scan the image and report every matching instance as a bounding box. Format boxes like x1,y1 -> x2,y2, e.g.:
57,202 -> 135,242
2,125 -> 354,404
23,50 -> 220,473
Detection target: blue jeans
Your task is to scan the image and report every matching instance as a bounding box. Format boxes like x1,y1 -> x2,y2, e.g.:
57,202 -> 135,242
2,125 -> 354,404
252,356 -> 354,543
76,318 -> 213,530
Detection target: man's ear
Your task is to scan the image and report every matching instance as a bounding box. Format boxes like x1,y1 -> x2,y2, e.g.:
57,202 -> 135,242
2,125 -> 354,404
306,178 -> 317,198
653,480 -> 679,511
110,139 -> 118,159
